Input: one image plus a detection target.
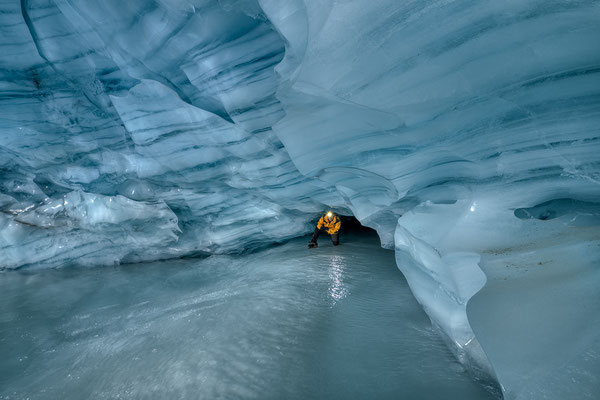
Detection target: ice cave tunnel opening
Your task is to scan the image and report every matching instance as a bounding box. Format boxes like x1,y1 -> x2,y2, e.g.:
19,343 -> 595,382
1,0 -> 600,399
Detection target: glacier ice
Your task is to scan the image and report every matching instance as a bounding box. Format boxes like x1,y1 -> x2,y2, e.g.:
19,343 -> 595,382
0,234 -> 496,399
1,190 -> 179,269
1,0 -> 600,398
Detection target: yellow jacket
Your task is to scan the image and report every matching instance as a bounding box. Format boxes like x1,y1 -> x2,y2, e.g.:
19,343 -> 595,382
317,214 -> 341,234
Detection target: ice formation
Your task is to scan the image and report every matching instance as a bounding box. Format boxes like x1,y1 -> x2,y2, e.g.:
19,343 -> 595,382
1,0 -> 599,398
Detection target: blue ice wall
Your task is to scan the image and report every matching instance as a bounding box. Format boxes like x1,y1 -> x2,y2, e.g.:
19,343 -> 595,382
1,1 -> 599,398
262,1 -> 600,397
0,0 -> 345,267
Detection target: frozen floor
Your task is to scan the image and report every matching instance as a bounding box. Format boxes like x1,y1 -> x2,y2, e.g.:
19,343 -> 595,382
0,231 -> 496,400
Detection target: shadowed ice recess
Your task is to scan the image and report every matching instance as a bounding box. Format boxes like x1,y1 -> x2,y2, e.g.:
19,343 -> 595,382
1,0 -> 600,398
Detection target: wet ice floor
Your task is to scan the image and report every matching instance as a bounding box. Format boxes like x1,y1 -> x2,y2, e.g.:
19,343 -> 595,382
0,231 -> 495,400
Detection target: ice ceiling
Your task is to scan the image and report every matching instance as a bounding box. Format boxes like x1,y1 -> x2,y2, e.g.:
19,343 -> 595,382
1,0 -> 599,398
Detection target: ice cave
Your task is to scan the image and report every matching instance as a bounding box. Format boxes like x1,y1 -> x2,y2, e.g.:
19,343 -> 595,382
1,0 -> 599,399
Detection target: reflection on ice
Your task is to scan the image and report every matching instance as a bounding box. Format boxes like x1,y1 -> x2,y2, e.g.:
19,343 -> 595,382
0,233 -> 495,400
327,255 -> 348,305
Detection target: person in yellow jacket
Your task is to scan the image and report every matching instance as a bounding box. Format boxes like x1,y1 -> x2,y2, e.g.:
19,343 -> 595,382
308,211 -> 341,248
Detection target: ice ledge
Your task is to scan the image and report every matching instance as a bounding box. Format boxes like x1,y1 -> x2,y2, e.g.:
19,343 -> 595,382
0,190 -> 179,270
394,221 -> 498,387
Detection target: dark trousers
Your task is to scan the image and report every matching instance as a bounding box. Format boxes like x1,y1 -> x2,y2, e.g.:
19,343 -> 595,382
311,227 -> 339,246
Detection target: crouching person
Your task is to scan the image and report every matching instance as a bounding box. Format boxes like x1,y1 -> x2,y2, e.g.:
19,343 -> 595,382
308,211 -> 341,248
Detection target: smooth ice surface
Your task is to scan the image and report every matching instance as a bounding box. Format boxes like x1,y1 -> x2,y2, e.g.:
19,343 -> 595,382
2,0 -> 600,398
0,232 -> 495,400
468,206 -> 600,399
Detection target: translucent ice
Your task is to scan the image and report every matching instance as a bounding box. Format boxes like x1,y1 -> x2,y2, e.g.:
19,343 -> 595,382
1,0 -> 599,398
0,233 -> 496,400
1,190 -> 179,269
261,1 -> 600,397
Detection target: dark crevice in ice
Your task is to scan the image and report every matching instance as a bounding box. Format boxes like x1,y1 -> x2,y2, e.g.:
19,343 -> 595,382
514,198 -> 600,221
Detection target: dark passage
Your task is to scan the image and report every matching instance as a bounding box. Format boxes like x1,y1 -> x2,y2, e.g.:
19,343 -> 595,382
339,215 -> 374,233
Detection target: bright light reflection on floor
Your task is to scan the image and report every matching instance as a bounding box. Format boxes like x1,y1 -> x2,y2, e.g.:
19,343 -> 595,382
328,255 -> 348,305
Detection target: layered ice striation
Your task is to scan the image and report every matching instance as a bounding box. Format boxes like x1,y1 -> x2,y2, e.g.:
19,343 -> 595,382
1,0 -> 344,266
1,0 -> 600,398
263,1 -> 600,396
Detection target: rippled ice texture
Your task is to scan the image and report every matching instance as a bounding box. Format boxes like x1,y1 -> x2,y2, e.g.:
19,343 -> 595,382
0,233 -> 495,400
1,0 -> 600,398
